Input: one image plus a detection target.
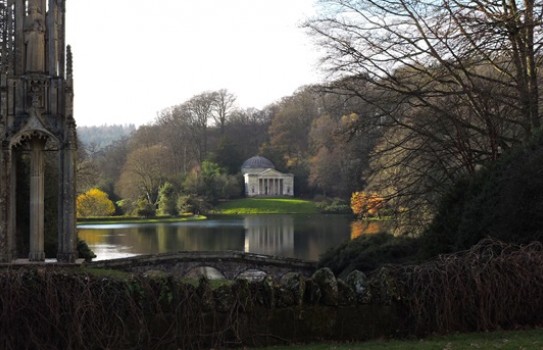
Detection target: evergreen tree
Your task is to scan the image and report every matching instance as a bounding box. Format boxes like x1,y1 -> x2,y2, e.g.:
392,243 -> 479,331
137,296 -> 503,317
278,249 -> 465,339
157,182 -> 178,216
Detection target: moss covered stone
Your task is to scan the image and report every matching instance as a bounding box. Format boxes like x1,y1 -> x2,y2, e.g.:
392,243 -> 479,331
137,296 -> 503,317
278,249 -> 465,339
281,272 -> 306,307
345,270 -> 371,304
312,267 -> 338,306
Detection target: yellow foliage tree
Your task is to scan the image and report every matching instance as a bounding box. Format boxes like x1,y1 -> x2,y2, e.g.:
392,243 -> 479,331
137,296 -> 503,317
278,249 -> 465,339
350,191 -> 384,218
76,188 -> 116,217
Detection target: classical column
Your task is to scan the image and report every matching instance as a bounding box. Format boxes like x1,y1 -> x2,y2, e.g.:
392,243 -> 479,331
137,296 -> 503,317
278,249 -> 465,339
29,137 -> 46,261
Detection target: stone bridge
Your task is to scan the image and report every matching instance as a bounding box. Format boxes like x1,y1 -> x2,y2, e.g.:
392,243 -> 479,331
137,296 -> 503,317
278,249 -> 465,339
88,251 -> 317,280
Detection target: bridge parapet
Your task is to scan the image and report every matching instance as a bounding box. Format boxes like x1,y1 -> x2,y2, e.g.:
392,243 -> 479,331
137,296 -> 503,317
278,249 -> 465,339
87,251 -> 317,280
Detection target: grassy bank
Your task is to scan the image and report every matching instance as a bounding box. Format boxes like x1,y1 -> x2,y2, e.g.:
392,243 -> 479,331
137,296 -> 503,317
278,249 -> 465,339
78,198 -> 319,224
213,198 -> 319,214
261,328 -> 543,350
77,214 -> 206,226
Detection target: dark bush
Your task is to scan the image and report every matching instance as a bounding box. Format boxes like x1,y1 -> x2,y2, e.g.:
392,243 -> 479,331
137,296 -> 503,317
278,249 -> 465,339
315,198 -> 352,214
420,133 -> 543,259
318,233 -> 419,277
77,239 -> 96,262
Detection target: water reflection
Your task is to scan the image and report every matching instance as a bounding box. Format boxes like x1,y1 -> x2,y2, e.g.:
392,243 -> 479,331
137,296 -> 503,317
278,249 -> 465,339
350,221 -> 385,239
243,215 -> 294,256
78,214 -> 384,262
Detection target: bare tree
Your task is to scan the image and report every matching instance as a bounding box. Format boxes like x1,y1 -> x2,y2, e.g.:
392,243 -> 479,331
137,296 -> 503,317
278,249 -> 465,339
156,106 -> 197,176
308,0 -> 542,142
306,0 -> 543,233
268,87 -> 320,168
211,89 -> 237,134
227,107 -> 270,160
115,145 -> 172,207
185,92 -> 216,164
308,113 -> 374,197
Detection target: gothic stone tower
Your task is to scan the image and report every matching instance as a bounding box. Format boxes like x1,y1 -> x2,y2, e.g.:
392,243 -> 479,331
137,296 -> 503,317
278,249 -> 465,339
0,0 -> 77,262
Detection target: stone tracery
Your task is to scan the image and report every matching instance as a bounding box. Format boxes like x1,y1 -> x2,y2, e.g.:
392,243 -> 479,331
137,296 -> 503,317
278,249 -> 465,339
0,0 -> 77,262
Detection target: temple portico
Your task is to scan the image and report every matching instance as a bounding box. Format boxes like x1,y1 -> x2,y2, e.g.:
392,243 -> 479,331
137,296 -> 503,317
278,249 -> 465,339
258,177 -> 284,196
241,156 -> 294,197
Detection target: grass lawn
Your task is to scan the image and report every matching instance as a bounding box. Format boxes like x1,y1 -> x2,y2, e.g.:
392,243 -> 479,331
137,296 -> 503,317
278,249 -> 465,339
214,198 -> 319,214
259,328 -> 543,350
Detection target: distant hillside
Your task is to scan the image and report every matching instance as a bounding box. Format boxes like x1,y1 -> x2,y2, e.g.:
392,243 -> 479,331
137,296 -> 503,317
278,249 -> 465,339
78,124 -> 136,149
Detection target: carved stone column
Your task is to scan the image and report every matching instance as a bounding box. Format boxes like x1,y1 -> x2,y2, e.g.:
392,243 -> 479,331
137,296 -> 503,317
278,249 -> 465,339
57,137 -> 77,262
0,145 -> 11,262
28,137 -> 46,261
24,0 -> 46,73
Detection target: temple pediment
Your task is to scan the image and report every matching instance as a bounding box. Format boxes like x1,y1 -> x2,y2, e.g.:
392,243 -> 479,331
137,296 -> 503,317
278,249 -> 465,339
258,168 -> 294,177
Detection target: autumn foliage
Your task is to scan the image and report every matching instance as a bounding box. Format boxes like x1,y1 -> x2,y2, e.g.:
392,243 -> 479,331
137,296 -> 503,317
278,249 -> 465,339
350,191 -> 384,218
76,188 -> 116,217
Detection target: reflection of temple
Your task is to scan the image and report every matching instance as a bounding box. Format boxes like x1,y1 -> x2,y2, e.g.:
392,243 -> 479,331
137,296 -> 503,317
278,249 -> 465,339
241,156 -> 294,197
243,215 -> 294,257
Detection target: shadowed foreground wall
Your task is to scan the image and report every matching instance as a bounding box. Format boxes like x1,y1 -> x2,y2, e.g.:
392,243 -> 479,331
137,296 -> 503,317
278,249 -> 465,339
0,239 -> 542,349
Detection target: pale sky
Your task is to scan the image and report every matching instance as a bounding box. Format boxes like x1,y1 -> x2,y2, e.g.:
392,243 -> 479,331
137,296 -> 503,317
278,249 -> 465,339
65,1 -> 324,127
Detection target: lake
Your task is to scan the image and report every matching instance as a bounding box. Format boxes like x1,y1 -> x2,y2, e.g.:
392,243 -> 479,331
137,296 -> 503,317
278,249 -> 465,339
78,214 -> 384,262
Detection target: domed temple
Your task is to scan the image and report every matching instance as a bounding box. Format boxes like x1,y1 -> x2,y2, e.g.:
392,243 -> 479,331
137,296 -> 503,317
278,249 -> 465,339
241,156 -> 294,197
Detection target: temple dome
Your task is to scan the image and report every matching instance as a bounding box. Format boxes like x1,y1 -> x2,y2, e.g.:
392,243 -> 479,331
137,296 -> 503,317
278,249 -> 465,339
241,156 -> 275,172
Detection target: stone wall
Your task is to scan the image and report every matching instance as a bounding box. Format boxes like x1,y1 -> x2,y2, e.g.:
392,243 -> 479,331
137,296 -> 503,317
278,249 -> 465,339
0,266 -> 402,350
3,240 -> 542,349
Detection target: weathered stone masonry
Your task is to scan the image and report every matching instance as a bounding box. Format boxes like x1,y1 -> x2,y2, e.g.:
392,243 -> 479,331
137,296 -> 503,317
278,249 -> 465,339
88,251 -> 317,280
0,0 -> 77,262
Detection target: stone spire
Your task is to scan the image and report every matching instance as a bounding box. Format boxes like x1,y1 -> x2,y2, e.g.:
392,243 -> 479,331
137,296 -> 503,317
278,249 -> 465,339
0,0 -> 77,262
66,44 -> 73,81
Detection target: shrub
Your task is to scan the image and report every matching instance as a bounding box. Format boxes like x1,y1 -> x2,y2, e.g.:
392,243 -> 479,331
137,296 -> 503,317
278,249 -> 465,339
183,161 -> 241,204
136,200 -> 156,218
76,188 -> 116,217
157,182 -> 178,216
318,233 -> 419,277
177,195 -> 211,215
420,133 -> 543,259
77,239 -> 96,262
315,198 -> 352,214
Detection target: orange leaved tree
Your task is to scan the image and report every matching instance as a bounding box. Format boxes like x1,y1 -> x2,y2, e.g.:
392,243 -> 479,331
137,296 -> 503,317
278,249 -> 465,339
350,191 -> 384,218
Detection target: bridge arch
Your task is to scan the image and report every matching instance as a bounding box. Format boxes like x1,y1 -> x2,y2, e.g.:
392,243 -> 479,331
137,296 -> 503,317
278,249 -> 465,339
185,266 -> 226,280
236,268 -> 268,282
